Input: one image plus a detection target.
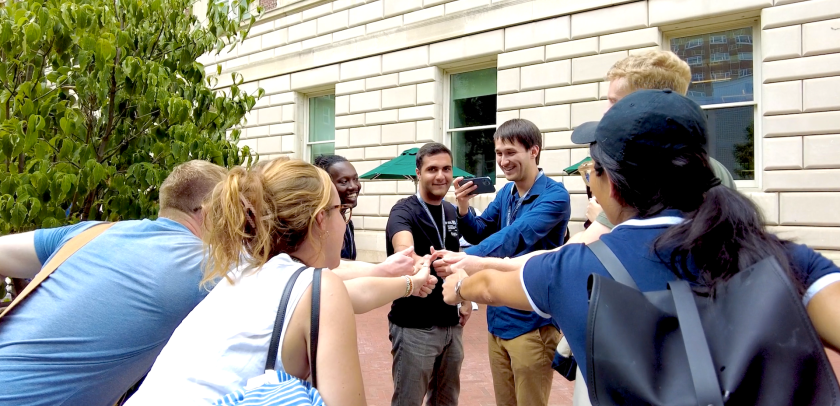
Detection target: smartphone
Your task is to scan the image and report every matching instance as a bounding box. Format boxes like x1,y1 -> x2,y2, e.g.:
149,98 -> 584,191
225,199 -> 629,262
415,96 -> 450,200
457,176 -> 496,195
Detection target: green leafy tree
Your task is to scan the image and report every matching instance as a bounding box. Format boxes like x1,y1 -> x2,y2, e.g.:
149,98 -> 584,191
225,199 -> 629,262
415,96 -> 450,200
0,0 -> 261,234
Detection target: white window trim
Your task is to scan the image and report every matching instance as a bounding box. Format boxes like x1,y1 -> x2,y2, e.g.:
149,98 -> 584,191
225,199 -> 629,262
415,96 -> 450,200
664,19 -> 762,191
442,62 -> 499,181
442,61 -> 499,147
303,89 -> 336,163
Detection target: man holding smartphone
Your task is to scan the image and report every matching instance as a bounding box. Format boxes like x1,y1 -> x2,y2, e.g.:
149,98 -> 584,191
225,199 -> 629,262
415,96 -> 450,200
453,118 -> 571,406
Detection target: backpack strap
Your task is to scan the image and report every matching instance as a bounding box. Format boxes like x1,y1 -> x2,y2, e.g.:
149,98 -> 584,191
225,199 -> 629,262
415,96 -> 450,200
265,265 -> 309,371
586,240 -> 639,290
669,280 -> 724,406
309,268 -> 322,388
1,222 -> 114,320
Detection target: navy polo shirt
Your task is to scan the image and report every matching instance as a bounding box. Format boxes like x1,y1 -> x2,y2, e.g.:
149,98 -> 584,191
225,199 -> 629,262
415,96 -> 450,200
459,171 -> 571,339
521,212 -> 840,380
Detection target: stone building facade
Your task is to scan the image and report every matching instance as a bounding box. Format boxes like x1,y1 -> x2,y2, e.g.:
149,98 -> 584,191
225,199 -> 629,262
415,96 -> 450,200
197,0 -> 840,262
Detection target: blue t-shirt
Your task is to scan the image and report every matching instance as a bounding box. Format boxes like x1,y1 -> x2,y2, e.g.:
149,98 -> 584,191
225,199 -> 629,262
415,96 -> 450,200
521,214 -> 840,380
459,172 -> 571,339
0,218 -> 208,406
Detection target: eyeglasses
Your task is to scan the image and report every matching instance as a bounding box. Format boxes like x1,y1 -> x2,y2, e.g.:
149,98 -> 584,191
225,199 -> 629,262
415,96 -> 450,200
579,161 -> 594,186
327,204 -> 353,224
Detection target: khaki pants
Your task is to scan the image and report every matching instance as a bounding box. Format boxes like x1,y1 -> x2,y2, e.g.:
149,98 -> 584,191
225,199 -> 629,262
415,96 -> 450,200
488,325 -> 561,406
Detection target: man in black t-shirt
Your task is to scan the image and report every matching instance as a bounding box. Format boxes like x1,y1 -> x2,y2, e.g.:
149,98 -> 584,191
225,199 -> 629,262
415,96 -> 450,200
386,143 -> 469,406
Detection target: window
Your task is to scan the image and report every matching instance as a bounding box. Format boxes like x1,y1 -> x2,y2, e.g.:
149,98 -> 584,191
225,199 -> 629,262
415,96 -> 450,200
710,35 -> 727,44
685,38 -> 704,49
446,67 -> 498,182
669,25 -> 758,185
686,56 -> 703,66
735,35 -> 752,44
306,93 -> 335,162
710,52 -> 730,63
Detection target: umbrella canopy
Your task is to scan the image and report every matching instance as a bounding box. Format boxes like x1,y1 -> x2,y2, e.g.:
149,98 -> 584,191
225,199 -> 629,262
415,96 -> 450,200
360,148 -> 473,181
563,156 -> 592,175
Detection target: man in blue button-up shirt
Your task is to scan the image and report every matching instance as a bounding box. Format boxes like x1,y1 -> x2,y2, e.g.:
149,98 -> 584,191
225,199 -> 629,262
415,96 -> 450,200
453,118 -> 571,406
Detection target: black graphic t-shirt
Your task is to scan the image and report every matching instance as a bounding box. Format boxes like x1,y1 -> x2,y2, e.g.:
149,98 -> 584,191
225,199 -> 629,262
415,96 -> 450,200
385,196 -> 461,328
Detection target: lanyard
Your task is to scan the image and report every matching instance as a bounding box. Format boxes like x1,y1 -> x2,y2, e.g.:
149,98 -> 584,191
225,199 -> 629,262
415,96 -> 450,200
346,222 -> 355,258
416,193 -> 445,249
506,171 -> 544,227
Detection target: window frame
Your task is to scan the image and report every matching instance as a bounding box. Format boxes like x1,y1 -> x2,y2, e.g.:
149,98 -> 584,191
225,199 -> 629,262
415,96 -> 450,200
442,62 -> 500,178
664,19 -> 762,190
303,89 -> 337,163
686,56 -> 704,66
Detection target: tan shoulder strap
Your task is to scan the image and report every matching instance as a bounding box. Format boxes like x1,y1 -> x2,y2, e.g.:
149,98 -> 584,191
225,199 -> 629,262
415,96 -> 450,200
0,222 -> 115,320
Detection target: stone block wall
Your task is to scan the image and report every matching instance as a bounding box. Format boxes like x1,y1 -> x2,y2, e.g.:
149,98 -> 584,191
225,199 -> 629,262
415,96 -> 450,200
201,0 -> 840,262
759,0 -> 840,260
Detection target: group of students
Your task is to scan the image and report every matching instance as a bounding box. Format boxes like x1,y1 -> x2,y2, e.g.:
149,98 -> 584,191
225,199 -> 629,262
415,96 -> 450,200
0,49 -> 837,406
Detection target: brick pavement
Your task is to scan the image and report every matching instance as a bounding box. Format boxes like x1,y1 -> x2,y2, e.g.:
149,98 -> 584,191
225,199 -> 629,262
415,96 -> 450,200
356,305 -> 574,406
357,305 -> 840,406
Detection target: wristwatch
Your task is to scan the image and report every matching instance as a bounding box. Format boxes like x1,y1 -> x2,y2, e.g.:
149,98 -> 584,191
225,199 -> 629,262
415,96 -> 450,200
455,278 -> 465,301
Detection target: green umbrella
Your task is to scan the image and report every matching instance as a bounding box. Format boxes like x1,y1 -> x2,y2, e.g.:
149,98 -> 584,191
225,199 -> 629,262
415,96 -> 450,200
563,156 -> 592,175
360,148 -> 473,184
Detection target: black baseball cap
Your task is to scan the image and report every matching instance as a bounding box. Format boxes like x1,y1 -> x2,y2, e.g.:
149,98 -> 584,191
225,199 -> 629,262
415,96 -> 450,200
570,89 -> 708,162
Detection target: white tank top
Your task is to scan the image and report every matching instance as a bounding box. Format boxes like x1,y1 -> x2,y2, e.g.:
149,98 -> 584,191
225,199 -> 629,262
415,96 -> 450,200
125,254 -> 315,405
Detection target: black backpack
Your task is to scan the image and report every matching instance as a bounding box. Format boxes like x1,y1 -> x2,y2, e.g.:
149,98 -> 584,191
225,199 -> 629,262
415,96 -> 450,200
584,240 -> 840,406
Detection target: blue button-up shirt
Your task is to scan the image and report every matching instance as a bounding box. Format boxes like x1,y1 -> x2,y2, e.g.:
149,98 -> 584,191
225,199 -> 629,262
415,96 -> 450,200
459,171 -> 571,339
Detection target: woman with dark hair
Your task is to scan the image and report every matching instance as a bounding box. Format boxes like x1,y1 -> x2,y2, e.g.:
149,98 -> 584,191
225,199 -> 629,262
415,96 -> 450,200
441,90 -> 840,396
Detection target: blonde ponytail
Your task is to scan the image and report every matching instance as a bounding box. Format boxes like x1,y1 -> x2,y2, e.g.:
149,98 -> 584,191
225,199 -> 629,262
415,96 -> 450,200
201,158 -> 334,286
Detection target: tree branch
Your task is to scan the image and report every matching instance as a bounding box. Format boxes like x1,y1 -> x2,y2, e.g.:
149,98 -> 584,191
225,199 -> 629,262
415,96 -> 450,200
97,34 -> 124,159
29,38 -> 56,88
32,80 -> 69,102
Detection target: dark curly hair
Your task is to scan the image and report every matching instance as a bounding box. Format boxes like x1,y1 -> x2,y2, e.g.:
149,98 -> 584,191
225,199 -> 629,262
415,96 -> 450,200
313,154 -> 349,172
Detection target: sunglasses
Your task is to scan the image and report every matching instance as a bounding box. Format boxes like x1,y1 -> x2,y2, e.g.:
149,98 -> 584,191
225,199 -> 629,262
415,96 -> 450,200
579,161 -> 594,186
327,204 -> 354,224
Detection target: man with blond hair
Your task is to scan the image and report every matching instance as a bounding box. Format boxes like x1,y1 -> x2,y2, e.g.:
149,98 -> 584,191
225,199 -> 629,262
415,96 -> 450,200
562,50 -> 737,406
0,160 -> 228,406
574,49 -> 735,239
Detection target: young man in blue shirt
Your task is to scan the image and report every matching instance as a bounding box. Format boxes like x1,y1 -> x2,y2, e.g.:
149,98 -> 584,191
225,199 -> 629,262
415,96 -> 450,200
453,118 -> 571,406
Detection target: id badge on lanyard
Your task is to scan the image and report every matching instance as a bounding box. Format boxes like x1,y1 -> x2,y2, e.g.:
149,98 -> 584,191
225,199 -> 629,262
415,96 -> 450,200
416,193 -> 445,249
506,171 -> 544,227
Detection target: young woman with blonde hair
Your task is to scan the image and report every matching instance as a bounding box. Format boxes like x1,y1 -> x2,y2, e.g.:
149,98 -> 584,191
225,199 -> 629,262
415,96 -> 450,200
127,158 -> 435,406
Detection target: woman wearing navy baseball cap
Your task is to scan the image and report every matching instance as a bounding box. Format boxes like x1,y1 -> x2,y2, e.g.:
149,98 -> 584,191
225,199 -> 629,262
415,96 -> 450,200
442,89 -> 840,405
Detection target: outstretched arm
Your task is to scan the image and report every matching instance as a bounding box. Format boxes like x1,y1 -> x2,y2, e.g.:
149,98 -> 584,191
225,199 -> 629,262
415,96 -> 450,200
808,281 -> 840,352
442,268 -> 532,311
343,263 -> 437,314
332,247 -> 416,280
566,221 -> 611,245
0,231 -> 41,279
